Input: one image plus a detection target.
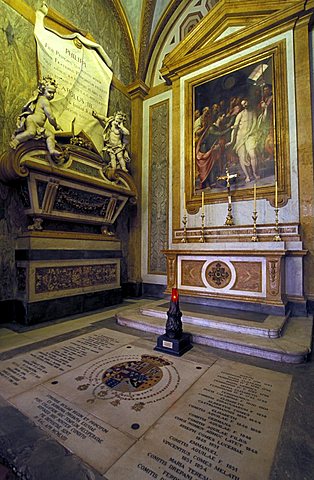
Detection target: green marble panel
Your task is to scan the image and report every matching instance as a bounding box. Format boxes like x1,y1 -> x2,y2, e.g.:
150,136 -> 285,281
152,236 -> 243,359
149,101 -> 169,274
0,2 -> 37,151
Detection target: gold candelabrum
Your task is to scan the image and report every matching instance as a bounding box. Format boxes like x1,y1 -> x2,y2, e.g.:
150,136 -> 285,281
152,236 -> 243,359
199,211 -> 205,242
217,167 -> 237,226
181,211 -> 187,243
251,210 -> 258,241
273,181 -> 281,241
225,199 -> 234,226
273,207 -> 281,241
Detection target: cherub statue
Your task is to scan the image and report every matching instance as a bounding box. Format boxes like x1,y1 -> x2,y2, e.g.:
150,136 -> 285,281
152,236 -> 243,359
10,76 -> 62,157
92,110 -> 130,172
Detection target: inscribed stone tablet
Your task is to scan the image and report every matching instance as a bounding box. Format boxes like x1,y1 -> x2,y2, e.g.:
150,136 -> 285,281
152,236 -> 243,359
105,358 -> 291,480
43,344 -> 210,438
9,386 -> 134,474
0,328 -> 136,399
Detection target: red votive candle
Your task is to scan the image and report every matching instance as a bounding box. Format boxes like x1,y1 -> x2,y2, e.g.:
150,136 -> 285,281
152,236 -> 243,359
171,288 -> 179,302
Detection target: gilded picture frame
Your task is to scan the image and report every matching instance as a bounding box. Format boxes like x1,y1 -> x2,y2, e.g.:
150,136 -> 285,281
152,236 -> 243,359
185,41 -> 290,211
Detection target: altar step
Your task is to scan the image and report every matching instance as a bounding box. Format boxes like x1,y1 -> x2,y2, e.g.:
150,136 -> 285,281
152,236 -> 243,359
116,303 -> 313,364
140,305 -> 289,338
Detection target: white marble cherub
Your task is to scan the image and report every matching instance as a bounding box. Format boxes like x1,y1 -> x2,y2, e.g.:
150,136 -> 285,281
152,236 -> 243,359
92,110 -> 130,172
10,76 -> 62,157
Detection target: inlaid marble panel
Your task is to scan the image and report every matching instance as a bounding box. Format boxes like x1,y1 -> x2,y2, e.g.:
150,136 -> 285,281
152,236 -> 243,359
148,101 -> 169,275
206,261 -> 232,289
35,263 -> 118,294
26,258 -> 120,301
232,261 -> 262,292
181,260 -> 204,287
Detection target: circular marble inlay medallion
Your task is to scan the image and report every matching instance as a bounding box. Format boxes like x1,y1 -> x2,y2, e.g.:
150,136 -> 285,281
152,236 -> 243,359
74,354 -> 181,411
206,261 -> 232,288
101,355 -> 168,393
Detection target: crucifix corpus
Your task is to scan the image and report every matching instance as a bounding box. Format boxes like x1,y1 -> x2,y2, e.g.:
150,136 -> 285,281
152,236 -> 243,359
217,167 -> 238,226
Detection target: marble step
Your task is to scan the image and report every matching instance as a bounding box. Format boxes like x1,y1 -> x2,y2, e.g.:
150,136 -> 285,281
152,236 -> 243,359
116,308 -> 313,364
140,306 -> 289,338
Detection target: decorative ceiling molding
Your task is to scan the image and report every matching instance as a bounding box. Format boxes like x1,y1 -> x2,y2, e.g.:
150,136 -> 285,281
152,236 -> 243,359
145,0 -> 214,87
137,0 -> 157,80
145,0 -> 189,85
119,0 -> 142,48
159,0 -> 309,83
111,0 -> 137,72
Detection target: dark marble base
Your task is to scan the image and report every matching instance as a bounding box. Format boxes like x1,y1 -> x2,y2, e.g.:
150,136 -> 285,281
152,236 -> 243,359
15,289 -> 122,326
307,299 -> 314,315
154,332 -> 193,357
122,281 -> 143,298
15,249 -> 122,261
176,293 -> 288,316
287,300 -> 309,317
0,300 -> 26,324
143,283 -> 166,298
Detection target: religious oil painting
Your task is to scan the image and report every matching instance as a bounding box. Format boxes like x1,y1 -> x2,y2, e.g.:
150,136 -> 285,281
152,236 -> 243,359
188,46 -> 290,206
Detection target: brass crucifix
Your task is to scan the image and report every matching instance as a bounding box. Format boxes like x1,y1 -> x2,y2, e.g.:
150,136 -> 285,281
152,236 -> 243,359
217,167 -> 238,226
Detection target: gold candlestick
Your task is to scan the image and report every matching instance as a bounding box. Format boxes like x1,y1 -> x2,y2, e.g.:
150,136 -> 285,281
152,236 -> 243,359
181,212 -> 187,243
273,207 -> 281,241
251,210 -> 258,241
225,198 -> 234,226
199,211 -> 205,242
275,181 -> 278,209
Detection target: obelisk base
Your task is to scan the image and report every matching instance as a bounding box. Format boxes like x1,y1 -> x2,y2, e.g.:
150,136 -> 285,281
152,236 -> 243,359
154,332 -> 193,357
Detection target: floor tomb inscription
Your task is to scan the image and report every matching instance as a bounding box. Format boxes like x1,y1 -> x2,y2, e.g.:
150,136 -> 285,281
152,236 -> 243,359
105,359 -> 292,480
0,328 -> 136,399
9,386 -> 134,474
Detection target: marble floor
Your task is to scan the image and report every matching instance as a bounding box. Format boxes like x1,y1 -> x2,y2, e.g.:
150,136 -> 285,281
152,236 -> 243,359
0,298 -> 313,480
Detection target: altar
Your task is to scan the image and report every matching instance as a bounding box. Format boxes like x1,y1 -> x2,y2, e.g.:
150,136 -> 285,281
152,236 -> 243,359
163,224 -> 307,315
149,0 -> 314,319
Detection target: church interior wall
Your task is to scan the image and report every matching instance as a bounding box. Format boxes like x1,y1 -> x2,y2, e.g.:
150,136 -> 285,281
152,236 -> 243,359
14,0 -> 135,86
0,2 -> 37,304
0,0 -> 313,317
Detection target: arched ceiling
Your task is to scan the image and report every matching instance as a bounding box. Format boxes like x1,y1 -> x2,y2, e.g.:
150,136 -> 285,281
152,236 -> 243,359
112,0 -> 219,85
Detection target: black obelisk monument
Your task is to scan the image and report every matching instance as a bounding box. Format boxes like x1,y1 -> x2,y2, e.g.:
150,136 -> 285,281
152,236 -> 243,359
154,288 -> 192,356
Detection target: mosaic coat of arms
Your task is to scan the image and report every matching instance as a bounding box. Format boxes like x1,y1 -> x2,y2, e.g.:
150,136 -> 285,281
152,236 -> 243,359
75,353 -> 180,412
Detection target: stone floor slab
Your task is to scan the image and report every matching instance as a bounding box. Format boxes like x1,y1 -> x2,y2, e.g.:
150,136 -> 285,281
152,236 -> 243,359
0,328 -> 136,399
8,386 -> 135,474
43,344 -> 211,438
105,358 -> 292,480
